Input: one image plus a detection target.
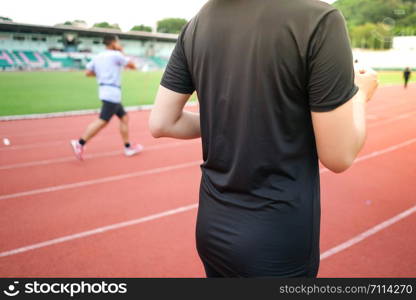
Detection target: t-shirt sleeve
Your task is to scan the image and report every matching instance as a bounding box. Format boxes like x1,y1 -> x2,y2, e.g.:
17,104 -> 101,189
160,28 -> 195,94
115,52 -> 129,67
307,9 -> 358,112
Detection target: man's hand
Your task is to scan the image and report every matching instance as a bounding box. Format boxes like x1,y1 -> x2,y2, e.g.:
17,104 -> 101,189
113,43 -> 124,52
354,65 -> 379,102
125,61 -> 137,70
85,70 -> 96,77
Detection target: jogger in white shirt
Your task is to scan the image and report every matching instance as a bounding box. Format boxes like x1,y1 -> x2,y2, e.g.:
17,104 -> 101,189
71,35 -> 143,160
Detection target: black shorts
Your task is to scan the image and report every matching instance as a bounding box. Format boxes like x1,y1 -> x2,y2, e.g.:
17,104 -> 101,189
99,100 -> 127,122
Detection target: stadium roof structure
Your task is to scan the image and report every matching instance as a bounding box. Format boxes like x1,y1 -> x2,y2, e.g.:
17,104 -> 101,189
0,20 -> 178,42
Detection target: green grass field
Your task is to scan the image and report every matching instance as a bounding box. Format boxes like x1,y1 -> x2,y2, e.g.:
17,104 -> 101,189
0,71 -> 413,116
0,71 -> 164,116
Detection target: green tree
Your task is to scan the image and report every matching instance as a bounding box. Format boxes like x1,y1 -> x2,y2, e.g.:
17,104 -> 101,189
334,0 -> 404,26
396,12 -> 416,26
350,23 -> 394,49
130,24 -> 153,32
157,18 -> 187,34
333,0 -> 416,48
93,22 -> 120,30
60,20 -> 87,27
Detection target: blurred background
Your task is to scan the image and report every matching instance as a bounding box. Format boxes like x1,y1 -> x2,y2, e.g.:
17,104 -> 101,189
0,0 -> 415,116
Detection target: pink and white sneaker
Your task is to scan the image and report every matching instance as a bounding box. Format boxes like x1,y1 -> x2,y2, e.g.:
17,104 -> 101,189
70,140 -> 84,160
124,144 -> 144,157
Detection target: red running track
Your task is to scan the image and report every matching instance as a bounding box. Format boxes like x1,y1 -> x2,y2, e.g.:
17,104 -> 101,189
0,85 -> 415,277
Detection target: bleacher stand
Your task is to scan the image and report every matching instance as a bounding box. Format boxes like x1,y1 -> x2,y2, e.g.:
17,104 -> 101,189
0,21 -> 177,71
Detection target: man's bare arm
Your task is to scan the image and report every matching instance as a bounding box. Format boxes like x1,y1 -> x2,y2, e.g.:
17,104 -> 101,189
312,67 -> 378,173
149,85 -> 200,139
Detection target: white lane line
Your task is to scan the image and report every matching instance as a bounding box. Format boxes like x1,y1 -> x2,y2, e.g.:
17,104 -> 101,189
0,131 -> 144,151
0,160 -> 202,201
0,126 -> 153,146
0,140 -> 66,151
1,109 -> 414,152
320,205 -> 416,260
320,137 -> 416,174
0,104 -> 198,137
355,137 -> 416,163
368,111 -> 416,128
0,204 -> 199,258
0,140 -> 200,171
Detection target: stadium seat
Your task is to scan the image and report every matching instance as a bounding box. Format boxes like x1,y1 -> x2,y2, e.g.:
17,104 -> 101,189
150,56 -> 168,68
0,49 -> 169,71
43,52 -> 77,68
0,50 -> 13,68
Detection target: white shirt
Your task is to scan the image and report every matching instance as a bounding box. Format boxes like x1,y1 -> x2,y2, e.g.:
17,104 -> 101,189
86,50 -> 129,103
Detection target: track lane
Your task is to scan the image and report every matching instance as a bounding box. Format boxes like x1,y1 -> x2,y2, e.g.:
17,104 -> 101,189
0,140 -> 201,195
0,209 -> 204,278
0,164 -> 201,251
319,213 -> 416,278
319,142 -> 416,252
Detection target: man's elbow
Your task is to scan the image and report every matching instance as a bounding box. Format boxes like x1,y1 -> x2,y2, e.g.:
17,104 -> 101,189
85,70 -> 95,77
321,155 -> 355,174
149,125 -> 165,138
148,118 -> 168,138
126,62 -> 137,70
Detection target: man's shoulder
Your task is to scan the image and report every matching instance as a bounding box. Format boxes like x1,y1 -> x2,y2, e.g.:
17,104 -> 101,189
106,50 -> 124,56
293,0 -> 336,17
96,50 -> 123,57
197,0 -> 336,26
301,0 -> 334,10
95,51 -> 125,63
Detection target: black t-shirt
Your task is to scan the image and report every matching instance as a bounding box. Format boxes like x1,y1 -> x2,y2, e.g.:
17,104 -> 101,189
161,0 -> 357,277
404,70 -> 411,78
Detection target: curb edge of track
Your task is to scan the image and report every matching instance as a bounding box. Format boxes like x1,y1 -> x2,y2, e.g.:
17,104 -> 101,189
0,102 -> 198,122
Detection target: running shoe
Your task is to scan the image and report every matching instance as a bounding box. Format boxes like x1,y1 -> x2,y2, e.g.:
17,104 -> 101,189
70,140 -> 84,160
124,144 -> 144,157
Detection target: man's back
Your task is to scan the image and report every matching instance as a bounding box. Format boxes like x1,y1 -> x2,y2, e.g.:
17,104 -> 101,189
88,50 -> 128,103
172,0 -> 356,205
161,0 -> 357,277
92,50 -> 125,86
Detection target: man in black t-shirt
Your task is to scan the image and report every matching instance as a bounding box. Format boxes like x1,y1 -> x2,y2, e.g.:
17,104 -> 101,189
149,0 -> 378,277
